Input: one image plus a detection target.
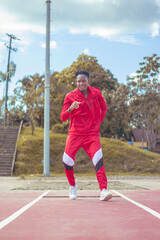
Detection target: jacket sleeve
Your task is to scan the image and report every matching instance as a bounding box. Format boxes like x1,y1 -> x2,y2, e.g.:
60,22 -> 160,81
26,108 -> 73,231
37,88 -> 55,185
97,92 -> 107,122
60,95 -> 71,122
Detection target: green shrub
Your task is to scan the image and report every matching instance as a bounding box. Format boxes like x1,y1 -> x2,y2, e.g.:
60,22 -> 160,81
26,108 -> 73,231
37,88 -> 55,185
52,122 -> 69,134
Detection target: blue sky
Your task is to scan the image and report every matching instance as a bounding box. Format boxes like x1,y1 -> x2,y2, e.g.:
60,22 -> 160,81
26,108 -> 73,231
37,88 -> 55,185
0,0 -> 160,99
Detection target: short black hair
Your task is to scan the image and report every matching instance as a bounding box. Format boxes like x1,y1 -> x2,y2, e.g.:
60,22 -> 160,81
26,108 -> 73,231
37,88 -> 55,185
75,70 -> 90,79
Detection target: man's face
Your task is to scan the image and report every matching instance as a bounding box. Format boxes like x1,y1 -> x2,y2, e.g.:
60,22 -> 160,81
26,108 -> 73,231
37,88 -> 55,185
76,74 -> 89,92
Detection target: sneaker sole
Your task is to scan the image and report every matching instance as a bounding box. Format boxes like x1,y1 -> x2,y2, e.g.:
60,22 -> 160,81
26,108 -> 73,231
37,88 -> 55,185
69,196 -> 77,200
100,193 -> 112,201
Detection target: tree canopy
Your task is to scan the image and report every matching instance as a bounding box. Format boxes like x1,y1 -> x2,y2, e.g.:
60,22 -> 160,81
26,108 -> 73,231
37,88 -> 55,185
1,53 -> 160,150
127,53 -> 160,150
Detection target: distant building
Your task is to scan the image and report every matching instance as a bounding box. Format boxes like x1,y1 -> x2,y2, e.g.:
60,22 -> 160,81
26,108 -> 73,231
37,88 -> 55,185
131,129 -> 160,153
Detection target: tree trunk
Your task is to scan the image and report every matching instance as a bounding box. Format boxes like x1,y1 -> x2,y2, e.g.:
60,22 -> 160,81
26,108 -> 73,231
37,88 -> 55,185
30,112 -> 35,135
146,130 -> 156,151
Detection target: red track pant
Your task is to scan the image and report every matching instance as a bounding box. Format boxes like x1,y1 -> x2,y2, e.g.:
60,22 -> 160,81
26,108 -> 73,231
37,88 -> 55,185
63,135 -> 107,191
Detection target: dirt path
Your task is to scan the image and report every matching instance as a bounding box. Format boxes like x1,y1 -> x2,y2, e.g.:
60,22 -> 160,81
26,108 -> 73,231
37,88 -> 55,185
0,176 -> 160,192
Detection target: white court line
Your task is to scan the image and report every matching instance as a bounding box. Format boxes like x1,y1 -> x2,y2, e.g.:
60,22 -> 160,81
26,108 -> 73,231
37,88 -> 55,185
0,191 -> 50,230
112,190 -> 160,219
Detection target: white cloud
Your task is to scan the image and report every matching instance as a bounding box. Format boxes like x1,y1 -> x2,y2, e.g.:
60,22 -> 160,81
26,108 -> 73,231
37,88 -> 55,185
50,41 -> 57,49
90,27 -> 120,38
0,20 -> 45,35
77,0 -> 105,4
12,36 -> 31,55
69,28 -> 87,35
0,0 -> 160,42
83,48 -> 89,54
18,47 -> 26,54
63,1 -> 160,43
0,6 -> 45,54
151,22 -> 159,37
54,0 -> 160,37
0,54 -> 4,63
0,42 -> 5,50
130,73 -> 138,78
41,41 -> 57,49
129,72 -> 139,82
155,0 -> 160,7
0,9 -> 17,28
0,3 -> 45,36
0,42 -> 5,63
70,27 -> 138,44
41,43 -> 46,49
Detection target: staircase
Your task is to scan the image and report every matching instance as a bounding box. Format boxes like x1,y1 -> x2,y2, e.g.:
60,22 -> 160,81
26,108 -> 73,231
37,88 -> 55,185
0,124 -> 22,176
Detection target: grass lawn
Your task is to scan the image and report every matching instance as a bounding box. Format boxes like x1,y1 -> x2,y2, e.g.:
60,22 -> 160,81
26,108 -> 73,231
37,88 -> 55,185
14,126 -> 160,176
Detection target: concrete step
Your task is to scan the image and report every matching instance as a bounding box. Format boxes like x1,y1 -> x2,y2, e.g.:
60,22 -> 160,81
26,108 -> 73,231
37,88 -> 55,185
0,153 -> 13,156
1,147 -> 15,150
0,131 -> 18,137
0,157 -> 13,160
0,133 -> 18,137
0,164 -> 12,167
0,166 -> 12,170
0,136 -> 6,139
0,170 -> 11,176
0,128 -> 19,130
4,139 -> 17,141
3,146 -> 16,149
0,154 -> 14,159
4,138 -> 18,141
0,131 -> 18,133
1,152 -> 15,155
1,156 -> 15,159
0,125 -> 21,176
2,149 -> 16,152
2,148 -> 15,151
0,158 -> 13,162
3,141 -> 16,144
3,142 -> 16,144
0,166 -> 12,169
0,163 -> 12,166
0,162 -> 12,165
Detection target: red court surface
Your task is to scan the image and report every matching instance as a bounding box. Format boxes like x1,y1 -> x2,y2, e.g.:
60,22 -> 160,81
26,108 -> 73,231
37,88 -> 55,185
0,190 -> 160,240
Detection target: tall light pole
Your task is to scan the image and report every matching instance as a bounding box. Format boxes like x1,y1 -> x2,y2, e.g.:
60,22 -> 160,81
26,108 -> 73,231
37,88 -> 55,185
43,0 -> 51,176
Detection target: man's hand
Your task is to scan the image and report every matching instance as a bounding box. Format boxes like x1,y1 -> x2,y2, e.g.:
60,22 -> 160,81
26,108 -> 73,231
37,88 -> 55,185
67,101 -> 81,113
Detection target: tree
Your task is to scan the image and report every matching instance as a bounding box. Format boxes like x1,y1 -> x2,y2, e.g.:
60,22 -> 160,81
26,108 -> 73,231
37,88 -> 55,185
50,71 -> 72,127
14,73 -> 45,134
101,83 -> 130,138
52,54 -> 119,136
56,54 -> 118,91
0,71 -> 17,125
127,54 -> 160,151
0,98 -> 5,120
0,70 -> 15,85
0,71 -> 7,84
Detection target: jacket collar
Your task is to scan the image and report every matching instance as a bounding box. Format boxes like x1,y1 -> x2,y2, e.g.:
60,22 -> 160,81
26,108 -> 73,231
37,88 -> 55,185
75,86 -> 100,97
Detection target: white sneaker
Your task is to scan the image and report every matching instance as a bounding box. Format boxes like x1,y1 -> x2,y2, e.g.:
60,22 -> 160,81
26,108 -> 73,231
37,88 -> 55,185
69,184 -> 78,200
100,189 -> 112,201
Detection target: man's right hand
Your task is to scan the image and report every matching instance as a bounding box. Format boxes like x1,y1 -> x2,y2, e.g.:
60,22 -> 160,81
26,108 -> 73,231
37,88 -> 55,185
67,101 -> 81,113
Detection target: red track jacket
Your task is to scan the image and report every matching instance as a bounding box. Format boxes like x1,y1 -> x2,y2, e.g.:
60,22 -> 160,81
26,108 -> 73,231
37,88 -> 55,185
60,86 -> 107,136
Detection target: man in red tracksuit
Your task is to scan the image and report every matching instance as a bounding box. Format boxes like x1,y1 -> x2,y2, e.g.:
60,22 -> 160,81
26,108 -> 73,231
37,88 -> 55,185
60,70 -> 112,201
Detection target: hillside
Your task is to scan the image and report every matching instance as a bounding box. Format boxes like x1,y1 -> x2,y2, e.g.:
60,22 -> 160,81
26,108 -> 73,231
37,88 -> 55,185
14,126 -> 160,176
